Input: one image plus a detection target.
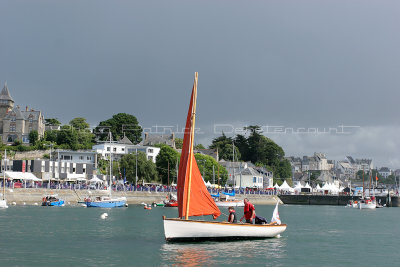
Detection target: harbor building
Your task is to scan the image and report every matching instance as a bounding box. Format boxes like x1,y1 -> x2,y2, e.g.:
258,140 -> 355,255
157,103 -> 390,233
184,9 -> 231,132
12,150 -> 97,180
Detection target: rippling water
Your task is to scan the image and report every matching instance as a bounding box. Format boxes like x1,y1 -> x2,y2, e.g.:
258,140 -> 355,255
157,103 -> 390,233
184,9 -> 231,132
0,204 -> 399,266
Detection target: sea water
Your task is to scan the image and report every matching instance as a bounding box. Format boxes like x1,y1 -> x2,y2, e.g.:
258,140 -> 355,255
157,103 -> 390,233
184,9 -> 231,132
0,204 -> 399,266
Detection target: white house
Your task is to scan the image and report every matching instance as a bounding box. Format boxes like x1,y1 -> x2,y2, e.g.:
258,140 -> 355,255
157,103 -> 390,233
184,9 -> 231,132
233,167 -> 264,189
378,167 -> 391,179
92,143 -> 160,163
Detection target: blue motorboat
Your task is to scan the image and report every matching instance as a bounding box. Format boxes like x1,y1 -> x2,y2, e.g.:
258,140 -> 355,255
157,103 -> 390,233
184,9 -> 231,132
83,196 -> 127,208
42,195 -> 65,207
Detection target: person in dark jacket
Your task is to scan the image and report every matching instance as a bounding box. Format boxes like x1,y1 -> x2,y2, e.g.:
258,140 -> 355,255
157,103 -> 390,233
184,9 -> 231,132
227,206 -> 237,223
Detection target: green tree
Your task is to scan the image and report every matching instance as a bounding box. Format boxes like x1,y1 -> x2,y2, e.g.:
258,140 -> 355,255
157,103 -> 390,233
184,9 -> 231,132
194,144 -> 205,149
95,113 -> 142,144
52,125 -> 95,150
56,126 -> 79,149
175,138 -> 183,149
45,118 -> 61,126
119,152 -> 158,183
244,125 -> 289,178
97,158 -> 109,175
28,130 -> 39,146
309,170 -> 321,181
209,133 -> 241,161
382,174 -> 396,184
356,169 -> 380,181
234,134 -> 249,161
69,117 -> 90,131
276,159 -> 292,179
156,144 -> 180,185
194,153 -> 229,185
44,130 -> 58,143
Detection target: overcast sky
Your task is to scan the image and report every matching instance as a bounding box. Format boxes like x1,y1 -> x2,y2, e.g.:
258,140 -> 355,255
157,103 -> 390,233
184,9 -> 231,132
1,0 -> 399,168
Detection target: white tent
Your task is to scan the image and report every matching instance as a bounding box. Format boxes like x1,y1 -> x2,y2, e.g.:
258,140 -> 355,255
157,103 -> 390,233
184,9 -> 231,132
321,183 -> 330,191
305,182 -> 312,189
279,180 -> 294,192
293,182 -> 303,194
5,172 -> 41,181
320,183 -> 339,194
89,176 -> 103,183
205,181 -> 212,187
329,183 -> 340,194
294,182 -> 303,189
274,183 -> 280,189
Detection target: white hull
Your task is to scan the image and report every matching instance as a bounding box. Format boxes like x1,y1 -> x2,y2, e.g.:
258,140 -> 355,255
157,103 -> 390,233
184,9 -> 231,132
163,218 -> 286,241
0,199 -> 8,209
358,202 -> 376,209
215,200 -> 244,207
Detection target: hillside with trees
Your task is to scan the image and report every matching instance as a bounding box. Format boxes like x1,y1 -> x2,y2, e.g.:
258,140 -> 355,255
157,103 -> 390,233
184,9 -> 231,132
210,125 -> 291,179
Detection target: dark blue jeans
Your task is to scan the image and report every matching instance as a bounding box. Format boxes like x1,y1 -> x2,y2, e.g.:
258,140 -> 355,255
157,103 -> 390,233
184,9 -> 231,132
246,218 -> 255,224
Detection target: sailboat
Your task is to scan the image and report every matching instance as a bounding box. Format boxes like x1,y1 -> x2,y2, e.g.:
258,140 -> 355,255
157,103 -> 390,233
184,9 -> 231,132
162,73 -> 287,241
357,169 -> 376,210
213,190 -> 244,207
213,144 -> 244,207
84,132 -> 127,208
0,150 -> 8,209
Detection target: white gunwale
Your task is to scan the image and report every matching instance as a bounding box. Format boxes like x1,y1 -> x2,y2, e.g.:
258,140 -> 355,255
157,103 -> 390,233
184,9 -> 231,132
163,217 -> 287,227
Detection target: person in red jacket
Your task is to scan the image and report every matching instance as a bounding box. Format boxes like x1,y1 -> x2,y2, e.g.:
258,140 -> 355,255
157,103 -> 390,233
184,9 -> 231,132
240,198 -> 256,224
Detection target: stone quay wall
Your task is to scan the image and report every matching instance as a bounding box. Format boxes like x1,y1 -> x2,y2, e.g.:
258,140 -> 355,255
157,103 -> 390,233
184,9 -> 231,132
2,188 -> 281,205
279,194 -> 397,207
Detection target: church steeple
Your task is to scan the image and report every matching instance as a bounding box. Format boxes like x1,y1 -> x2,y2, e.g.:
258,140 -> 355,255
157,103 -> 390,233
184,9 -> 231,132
0,82 -> 15,117
0,82 -> 14,102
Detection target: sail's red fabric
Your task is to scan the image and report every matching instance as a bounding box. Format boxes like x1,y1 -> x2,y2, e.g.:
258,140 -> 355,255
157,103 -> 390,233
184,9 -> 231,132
177,85 -> 221,219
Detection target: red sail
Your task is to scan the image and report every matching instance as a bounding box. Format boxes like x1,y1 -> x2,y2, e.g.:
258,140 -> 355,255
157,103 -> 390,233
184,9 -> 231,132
177,80 -> 221,219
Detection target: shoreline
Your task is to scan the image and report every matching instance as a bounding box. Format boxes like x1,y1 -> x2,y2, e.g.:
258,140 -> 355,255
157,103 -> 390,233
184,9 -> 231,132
1,188 -> 281,206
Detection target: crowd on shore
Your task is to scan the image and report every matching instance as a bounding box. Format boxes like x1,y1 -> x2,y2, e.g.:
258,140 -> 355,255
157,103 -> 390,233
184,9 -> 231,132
0,180 -> 278,195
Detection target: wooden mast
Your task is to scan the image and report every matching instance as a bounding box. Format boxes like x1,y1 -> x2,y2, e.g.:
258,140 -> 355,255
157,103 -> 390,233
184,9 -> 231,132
362,167 -> 365,199
368,170 -> 372,197
2,150 -> 5,201
185,72 -> 198,220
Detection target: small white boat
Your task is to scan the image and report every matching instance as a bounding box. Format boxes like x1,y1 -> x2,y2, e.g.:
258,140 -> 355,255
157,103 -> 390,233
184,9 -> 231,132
358,197 -> 376,210
214,200 -> 244,207
213,191 -> 244,207
163,217 -> 286,241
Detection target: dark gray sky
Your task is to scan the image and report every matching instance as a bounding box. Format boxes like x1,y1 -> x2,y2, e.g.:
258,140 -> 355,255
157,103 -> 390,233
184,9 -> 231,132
1,0 -> 399,167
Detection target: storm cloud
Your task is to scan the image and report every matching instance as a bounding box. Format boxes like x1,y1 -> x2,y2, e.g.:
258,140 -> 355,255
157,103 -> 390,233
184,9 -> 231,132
1,0 -> 399,167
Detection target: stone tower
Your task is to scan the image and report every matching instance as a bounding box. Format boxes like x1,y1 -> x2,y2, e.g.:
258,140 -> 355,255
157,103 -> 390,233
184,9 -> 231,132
0,82 -> 15,132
